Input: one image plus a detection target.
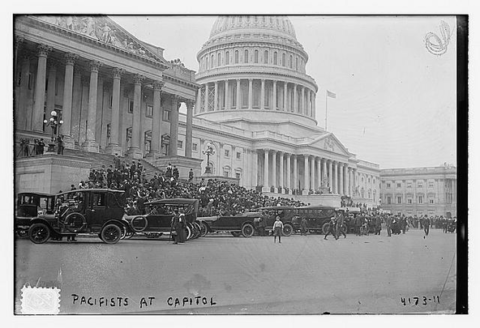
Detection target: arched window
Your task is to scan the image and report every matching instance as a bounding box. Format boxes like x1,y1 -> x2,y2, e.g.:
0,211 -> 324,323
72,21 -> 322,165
254,50 -> 258,63
296,57 -> 299,71
211,54 -> 214,68
225,51 -> 230,65
244,49 -> 248,63
205,56 -> 209,70
290,54 -> 293,68
217,52 -> 221,66
274,52 -> 277,65
235,50 -> 239,64
282,53 -> 286,67
264,50 -> 268,64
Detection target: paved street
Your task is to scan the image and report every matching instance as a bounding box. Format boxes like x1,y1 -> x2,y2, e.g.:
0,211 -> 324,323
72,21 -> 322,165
14,229 -> 456,314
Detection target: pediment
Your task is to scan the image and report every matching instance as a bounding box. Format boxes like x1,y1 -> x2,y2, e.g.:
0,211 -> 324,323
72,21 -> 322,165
309,133 -> 350,156
34,16 -> 166,64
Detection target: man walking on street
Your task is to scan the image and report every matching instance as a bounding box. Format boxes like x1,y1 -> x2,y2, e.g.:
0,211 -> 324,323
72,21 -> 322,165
324,216 -> 337,240
385,215 -> 392,237
423,215 -> 430,237
335,211 -> 346,239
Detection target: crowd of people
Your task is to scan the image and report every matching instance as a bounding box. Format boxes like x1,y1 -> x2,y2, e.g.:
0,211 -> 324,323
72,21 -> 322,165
75,157 -> 307,217
17,136 -> 64,157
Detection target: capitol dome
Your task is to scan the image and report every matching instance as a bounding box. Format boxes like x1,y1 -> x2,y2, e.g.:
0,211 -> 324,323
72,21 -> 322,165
194,15 -> 319,127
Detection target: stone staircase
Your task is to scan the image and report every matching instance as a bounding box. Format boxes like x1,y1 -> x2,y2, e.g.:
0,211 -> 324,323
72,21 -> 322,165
63,149 -> 163,182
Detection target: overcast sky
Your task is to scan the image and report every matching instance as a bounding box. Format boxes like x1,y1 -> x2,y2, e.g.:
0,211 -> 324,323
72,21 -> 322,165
111,15 -> 457,170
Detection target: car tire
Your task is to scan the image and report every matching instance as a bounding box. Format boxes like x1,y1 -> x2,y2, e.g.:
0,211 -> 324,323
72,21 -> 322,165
28,223 -> 51,244
242,223 -> 254,238
64,212 -> 87,233
283,223 -> 294,237
185,225 -> 192,240
101,224 -> 122,244
131,216 -> 148,232
322,222 -> 330,235
200,222 -> 209,237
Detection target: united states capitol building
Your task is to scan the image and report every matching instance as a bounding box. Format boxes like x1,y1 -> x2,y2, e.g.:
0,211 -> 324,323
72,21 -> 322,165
15,15 -> 389,208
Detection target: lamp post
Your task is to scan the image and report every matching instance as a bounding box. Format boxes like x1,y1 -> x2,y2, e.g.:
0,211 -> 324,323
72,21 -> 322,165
43,110 -> 63,153
202,144 -> 215,174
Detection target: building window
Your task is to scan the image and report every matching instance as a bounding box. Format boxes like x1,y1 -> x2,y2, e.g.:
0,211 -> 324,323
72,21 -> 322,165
254,50 -> 258,63
387,183 -> 391,188
211,54 -> 214,68
407,182 -> 412,188
290,55 -> 293,68
387,196 -> 391,205
217,52 -> 221,66
282,53 -> 286,67
397,197 -> 402,204
428,181 -> 434,188
225,51 -> 230,65
236,172 -> 241,179
163,110 -> 171,121
407,198 -> 412,204
128,100 -> 134,113
235,50 -> 239,64
274,52 -> 277,65
418,196 -> 424,204
264,50 -> 268,64
193,143 -> 198,151
224,149 -> 230,157
429,199 -> 434,204
244,50 -> 248,63
177,140 -> 183,149
296,57 -> 299,71
418,182 -> 423,188
397,183 -> 401,188
236,152 -> 241,159
206,56 -> 209,69
146,104 -> 153,117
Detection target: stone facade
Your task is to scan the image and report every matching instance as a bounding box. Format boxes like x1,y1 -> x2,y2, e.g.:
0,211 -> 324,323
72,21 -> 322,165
379,165 -> 457,217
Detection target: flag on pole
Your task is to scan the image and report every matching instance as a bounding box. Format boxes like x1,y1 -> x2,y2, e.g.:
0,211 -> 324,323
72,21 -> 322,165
327,90 -> 336,98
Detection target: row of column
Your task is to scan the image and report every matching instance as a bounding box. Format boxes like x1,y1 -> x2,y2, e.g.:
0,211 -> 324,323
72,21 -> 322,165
22,43 -> 195,159
196,79 -> 316,118
259,150 -> 357,196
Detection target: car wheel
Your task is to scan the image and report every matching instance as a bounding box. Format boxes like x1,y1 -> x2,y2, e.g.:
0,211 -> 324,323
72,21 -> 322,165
322,222 -> 330,235
283,224 -> 293,237
101,224 -> 122,244
28,223 -> 50,244
131,216 -> 148,232
200,222 -> 209,237
185,225 -> 192,240
242,223 -> 254,238
64,212 -> 87,233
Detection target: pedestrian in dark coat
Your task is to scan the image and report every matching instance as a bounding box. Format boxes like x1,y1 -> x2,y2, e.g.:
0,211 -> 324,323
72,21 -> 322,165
324,216 -> 337,240
56,135 -> 64,155
300,217 -> 308,236
423,215 -> 430,236
335,212 -> 346,239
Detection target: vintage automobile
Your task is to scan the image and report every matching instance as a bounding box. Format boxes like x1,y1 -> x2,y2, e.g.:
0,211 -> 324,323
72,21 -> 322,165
122,199 -> 201,241
26,189 -> 128,244
15,192 -> 56,237
197,211 -> 263,237
276,205 -> 337,234
259,206 -> 301,237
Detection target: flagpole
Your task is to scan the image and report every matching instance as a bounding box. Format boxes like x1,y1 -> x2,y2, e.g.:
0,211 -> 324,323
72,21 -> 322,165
325,93 -> 328,130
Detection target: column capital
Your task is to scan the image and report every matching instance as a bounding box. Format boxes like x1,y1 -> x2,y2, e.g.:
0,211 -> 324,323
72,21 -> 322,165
64,53 -> 78,66
133,74 -> 145,84
236,78 -> 241,82
37,44 -> 52,57
248,78 -> 253,82
152,80 -> 165,91
89,60 -> 102,72
185,99 -> 195,109
112,68 -> 125,79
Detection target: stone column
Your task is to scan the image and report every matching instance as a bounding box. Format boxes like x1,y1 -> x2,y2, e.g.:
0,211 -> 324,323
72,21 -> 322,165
303,155 -> 309,195
317,158 -> 321,190
263,149 -> 269,192
248,79 -> 253,110
286,153 -> 291,193
339,163 -> 344,195
236,79 -> 241,109
311,156 -> 315,190
169,95 -> 180,157
204,83 -> 209,112
82,60 -> 102,152
322,159 -> 327,188
61,53 -> 77,149
283,82 -> 288,111
185,100 -> 194,158
346,166 -> 350,196
196,87 -> 201,114
300,86 -> 305,115
293,84 -> 298,113
328,160 -> 333,193
214,81 -> 218,111
146,80 -> 163,158
125,74 -> 143,157
260,79 -> 265,109
252,150 -> 258,187
32,44 -> 51,132
272,150 -> 277,190
224,80 -> 229,110
313,92 -> 316,119
293,155 -> 298,193
279,152 -> 284,192
272,80 -> 277,110
18,55 -> 30,130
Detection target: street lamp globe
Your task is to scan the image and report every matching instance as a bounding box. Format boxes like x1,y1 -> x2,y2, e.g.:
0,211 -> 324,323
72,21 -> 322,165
51,110 -> 57,117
